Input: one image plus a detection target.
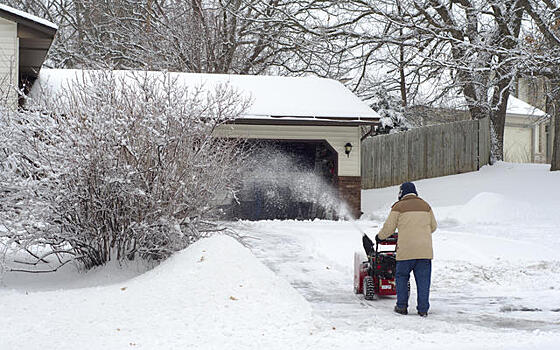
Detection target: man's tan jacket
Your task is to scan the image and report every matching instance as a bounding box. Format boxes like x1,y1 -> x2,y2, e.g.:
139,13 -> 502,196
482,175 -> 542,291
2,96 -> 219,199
377,194 -> 437,261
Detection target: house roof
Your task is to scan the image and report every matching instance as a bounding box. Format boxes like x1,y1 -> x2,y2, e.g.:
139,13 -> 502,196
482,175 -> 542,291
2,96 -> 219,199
506,96 -> 547,118
0,4 -> 57,81
414,76 -> 549,119
0,4 -> 57,32
30,69 -> 381,124
413,94 -> 548,121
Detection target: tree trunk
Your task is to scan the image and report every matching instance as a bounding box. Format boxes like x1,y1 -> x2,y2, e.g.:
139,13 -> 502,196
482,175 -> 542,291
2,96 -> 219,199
486,73 -> 513,163
551,114 -> 560,171
489,95 -> 508,162
396,1 -> 407,107
398,44 -> 407,107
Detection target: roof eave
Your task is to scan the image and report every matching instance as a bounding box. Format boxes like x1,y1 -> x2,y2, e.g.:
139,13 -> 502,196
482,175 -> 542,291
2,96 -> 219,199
229,117 -> 380,127
506,112 -> 549,119
0,11 -> 57,37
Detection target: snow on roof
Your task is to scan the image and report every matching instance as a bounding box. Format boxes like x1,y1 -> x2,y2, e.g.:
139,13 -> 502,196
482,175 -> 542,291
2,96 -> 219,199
31,69 -> 380,121
506,95 -> 547,118
0,4 -> 57,30
414,76 -> 549,118
415,86 -> 548,118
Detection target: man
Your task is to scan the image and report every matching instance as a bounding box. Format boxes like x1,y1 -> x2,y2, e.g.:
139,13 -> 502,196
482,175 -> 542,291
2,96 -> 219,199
376,182 -> 437,317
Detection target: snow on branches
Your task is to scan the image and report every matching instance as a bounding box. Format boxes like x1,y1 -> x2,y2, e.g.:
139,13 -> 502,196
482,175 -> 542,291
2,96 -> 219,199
1,71 -> 250,271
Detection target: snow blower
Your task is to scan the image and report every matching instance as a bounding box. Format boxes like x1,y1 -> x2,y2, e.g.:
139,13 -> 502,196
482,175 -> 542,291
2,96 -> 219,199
353,233 -> 398,300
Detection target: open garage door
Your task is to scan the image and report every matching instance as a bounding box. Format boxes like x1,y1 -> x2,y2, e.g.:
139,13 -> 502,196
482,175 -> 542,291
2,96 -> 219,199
231,140 -> 339,220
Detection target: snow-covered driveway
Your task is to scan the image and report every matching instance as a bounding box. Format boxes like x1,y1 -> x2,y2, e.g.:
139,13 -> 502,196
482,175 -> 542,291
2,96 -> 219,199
239,220 -> 560,333
241,221 -> 382,328
234,163 -> 560,346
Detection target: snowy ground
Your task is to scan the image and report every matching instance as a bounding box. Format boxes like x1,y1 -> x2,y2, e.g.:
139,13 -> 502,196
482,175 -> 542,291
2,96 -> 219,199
1,162 -> 560,349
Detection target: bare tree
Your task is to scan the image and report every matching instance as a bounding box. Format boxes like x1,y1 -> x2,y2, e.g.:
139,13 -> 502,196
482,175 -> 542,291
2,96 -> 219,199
519,0 -> 560,171
551,111 -> 560,171
10,0 -> 556,164
321,1 -> 530,161
6,0 -> 345,77
1,71 -> 250,271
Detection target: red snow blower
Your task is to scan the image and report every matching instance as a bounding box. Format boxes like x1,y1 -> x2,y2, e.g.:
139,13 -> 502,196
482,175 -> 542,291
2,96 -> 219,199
353,233 -> 398,300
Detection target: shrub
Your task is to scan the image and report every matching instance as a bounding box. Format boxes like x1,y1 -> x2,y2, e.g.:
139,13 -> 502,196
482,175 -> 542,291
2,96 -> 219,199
1,71 -> 249,271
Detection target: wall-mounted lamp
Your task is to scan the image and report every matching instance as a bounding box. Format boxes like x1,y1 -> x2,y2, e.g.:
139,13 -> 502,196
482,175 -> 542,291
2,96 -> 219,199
344,142 -> 353,157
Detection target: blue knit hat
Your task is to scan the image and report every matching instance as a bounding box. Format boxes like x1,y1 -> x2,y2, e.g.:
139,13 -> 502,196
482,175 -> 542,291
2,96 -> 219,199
398,182 -> 417,200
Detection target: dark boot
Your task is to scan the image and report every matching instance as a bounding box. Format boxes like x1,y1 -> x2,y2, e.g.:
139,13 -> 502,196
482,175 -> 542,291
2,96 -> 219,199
418,311 -> 428,317
394,306 -> 408,315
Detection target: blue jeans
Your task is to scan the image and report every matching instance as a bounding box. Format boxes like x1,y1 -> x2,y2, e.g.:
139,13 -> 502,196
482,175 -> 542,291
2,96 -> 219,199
396,259 -> 432,313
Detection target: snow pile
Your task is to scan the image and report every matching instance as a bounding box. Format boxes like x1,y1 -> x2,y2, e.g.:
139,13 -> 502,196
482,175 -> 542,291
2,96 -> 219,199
455,192 -> 541,224
0,235 -> 312,349
363,162 -> 560,246
363,162 -> 560,222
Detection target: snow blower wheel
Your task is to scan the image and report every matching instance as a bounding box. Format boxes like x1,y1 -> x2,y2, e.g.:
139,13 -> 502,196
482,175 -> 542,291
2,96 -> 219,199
363,275 -> 375,300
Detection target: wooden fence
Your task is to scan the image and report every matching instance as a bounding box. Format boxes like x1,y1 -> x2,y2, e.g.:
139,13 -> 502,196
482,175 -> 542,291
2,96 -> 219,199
361,117 -> 491,189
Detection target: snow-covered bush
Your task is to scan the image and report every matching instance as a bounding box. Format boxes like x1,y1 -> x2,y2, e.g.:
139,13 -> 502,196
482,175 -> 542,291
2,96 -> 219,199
0,71 -> 249,270
357,85 -> 411,139
370,90 -> 410,133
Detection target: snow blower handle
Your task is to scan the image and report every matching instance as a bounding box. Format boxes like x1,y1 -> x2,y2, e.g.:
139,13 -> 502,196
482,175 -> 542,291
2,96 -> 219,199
375,233 -> 398,244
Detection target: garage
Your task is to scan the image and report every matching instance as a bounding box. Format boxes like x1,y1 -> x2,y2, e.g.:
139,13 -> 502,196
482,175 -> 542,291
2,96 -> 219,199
32,69 -> 380,219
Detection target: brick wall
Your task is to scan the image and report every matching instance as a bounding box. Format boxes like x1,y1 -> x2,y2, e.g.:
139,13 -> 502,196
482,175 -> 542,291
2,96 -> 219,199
338,176 -> 361,219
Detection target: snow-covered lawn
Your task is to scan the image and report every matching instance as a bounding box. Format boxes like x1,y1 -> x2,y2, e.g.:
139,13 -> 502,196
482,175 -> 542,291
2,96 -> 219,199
0,236 -> 312,349
1,162 -> 559,349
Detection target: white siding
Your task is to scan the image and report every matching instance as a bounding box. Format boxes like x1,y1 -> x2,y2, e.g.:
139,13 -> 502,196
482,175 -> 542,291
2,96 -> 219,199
215,124 -> 361,176
0,17 -> 17,107
504,125 -> 532,163
504,114 -> 552,163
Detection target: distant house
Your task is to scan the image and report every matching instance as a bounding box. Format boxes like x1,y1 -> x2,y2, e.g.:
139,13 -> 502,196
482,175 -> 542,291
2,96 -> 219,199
503,96 -> 550,164
0,4 -> 56,107
405,95 -> 551,164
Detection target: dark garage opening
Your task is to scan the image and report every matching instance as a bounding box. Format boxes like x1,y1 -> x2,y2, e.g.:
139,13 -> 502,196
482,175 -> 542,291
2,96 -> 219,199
231,140 -> 339,220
